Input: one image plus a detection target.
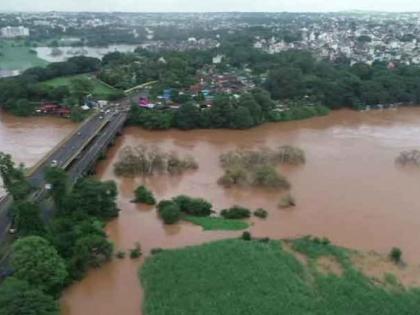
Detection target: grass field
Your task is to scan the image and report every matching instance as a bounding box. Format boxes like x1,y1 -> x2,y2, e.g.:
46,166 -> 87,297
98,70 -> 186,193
0,41 -> 47,70
141,238 -> 420,315
43,74 -> 119,99
184,216 -> 249,231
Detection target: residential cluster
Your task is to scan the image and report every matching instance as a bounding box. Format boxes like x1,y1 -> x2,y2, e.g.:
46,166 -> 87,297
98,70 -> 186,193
0,26 -> 29,38
138,66 -> 256,110
2,12 -> 420,64
254,13 -> 420,65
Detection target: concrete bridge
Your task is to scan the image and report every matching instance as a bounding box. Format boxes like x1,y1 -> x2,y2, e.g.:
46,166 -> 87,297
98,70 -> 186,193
0,106 -> 129,244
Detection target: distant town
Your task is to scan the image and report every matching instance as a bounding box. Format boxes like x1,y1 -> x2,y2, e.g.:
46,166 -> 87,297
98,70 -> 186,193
2,12 -> 420,65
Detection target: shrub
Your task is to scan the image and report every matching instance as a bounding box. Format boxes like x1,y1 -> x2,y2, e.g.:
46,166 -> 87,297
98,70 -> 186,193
130,243 -> 142,259
253,165 -> 290,189
173,195 -> 212,217
254,208 -> 268,219
217,148 -> 299,190
221,206 -> 251,219
116,251 -> 126,259
157,200 -> 182,224
275,145 -> 306,165
395,150 -> 420,167
241,231 -> 252,241
114,145 -> 198,177
133,185 -> 156,205
389,247 -> 402,264
217,166 -> 248,187
279,194 -> 296,208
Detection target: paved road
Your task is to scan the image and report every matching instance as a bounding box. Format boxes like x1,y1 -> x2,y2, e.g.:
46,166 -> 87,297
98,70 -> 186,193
68,112 -> 128,181
0,99 -> 132,240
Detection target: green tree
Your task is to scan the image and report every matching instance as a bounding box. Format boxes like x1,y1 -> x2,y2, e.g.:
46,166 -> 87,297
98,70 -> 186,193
133,185 -> 156,205
14,202 -> 45,237
221,206 -> 251,219
11,236 -> 67,293
45,167 -> 69,210
251,88 -> 275,115
174,103 -> 201,129
70,77 -> 94,105
0,278 -> 59,315
67,178 -> 119,220
265,67 -> 304,100
157,200 -> 182,224
9,99 -> 35,117
209,95 -> 234,128
172,195 -> 213,217
0,152 -> 31,201
72,234 -> 113,274
230,106 -> 254,129
239,93 -> 262,124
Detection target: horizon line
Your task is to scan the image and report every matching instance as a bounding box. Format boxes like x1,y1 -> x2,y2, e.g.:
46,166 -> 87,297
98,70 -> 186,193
1,10 -> 420,14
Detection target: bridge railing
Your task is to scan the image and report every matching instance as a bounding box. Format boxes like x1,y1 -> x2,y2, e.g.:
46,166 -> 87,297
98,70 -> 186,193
26,111 -> 99,177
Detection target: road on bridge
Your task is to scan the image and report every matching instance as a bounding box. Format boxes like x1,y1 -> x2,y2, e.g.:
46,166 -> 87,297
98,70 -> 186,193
0,93 -> 137,243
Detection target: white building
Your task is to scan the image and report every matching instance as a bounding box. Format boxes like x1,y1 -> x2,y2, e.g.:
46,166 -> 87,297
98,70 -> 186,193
1,26 -> 30,38
212,54 -> 224,64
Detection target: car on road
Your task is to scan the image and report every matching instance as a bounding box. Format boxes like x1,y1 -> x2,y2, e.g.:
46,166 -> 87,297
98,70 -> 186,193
50,160 -> 58,167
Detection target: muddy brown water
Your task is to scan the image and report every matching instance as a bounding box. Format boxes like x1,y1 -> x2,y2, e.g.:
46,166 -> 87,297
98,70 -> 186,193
59,107 -> 420,315
0,111 -> 77,196
2,108 -> 420,315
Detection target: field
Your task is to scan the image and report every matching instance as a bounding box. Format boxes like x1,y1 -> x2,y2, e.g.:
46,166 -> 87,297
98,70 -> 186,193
43,74 -> 119,99
184,216 -> 249,231
0,41 -> 47,70
141,238 -> 420,315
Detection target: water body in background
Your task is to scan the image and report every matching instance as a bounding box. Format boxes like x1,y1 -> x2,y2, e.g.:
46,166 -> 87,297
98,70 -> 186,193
0,69 -> 21,78
35,45 -> 140,63
61,107 -> 420,315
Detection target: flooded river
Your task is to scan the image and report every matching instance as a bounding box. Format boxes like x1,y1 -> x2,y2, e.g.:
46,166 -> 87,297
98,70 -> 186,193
1,108 -> 420,313
0,111 -> 77,196
60,107 -> 420,315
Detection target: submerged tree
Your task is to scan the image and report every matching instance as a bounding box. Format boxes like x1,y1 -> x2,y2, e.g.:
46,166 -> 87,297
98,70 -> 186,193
114,145 -> 198,177
133,185 -> 156,205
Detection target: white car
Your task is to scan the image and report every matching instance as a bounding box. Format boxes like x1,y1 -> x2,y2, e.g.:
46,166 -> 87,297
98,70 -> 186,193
50,160 -> 58,167
8,227 -> 17,234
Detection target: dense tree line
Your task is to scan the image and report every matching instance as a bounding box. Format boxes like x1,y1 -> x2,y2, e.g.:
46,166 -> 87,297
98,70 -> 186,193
2,37 -> 420,124
128,88 -> 329,130
243,51 -> 420,108
99,42 -> 420,111
98,49 -> 213,90
0,160 -> 119,314
129,89 -> 273,130
0,56 -> 101,116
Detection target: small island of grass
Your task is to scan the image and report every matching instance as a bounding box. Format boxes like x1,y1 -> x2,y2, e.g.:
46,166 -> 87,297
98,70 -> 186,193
184,216 -> 249,231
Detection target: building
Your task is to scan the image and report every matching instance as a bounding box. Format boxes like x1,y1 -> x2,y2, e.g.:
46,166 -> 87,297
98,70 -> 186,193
1,26 -> 30,38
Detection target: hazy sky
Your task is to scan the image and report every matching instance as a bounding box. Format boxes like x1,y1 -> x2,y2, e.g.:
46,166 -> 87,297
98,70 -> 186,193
2,0 -> 420,13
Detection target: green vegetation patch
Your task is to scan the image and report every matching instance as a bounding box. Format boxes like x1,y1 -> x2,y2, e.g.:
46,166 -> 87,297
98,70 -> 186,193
0,41 -> 47,70
141,238 -> 420,315
43,74 -> 118,99
184,216 -> 249,231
